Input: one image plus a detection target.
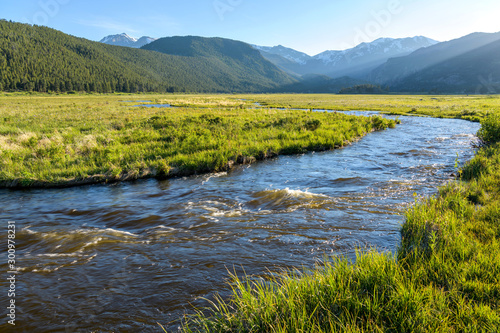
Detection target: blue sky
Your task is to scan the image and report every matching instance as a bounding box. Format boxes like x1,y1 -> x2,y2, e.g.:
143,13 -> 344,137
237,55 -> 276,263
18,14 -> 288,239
2,0 -> 500,55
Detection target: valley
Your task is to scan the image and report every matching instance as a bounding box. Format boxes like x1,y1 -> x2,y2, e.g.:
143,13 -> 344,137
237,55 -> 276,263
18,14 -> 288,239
1,12 -> 500,332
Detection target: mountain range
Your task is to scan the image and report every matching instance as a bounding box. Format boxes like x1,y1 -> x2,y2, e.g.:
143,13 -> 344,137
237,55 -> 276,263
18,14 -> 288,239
252,36 -> 439,79
256,33 -> 500,93
99,30 -> 500,94
101,33 -> 439,80
1,20 -> 499,94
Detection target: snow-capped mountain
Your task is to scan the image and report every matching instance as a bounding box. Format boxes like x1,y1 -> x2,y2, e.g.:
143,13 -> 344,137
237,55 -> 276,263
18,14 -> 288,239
252,44 -> 311,65
99,33 -> 157,48
254,36 -> 439,79
314,36 -> 438,65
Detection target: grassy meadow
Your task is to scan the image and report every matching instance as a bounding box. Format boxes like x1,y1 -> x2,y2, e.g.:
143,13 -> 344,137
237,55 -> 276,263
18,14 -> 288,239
0,93 -> 396,188
238,93 -> 500,122
180,112 -> 500,332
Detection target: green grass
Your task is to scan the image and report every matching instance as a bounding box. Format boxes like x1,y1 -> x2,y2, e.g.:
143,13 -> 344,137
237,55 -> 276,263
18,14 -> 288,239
179,113 -> 500,332
0,94 -> 396,188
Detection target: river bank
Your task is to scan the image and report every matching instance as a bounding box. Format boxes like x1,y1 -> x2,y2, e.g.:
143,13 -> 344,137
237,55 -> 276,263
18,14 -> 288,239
179,114 -> 500,332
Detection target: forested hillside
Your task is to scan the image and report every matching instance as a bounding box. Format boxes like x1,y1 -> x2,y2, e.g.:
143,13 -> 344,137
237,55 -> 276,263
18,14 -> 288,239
0,21 -> 295,93
141,36 -> 295,91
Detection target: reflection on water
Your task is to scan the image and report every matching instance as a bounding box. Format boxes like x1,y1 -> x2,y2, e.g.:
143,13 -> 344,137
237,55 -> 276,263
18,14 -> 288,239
0,114 -> 480,332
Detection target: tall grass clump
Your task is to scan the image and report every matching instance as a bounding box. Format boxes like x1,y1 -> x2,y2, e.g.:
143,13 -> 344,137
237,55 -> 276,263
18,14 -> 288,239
477,112 -> 500,146
178,113 -> 500,332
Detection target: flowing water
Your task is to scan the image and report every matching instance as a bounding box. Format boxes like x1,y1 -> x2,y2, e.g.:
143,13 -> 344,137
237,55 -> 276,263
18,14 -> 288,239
0,114 -> 480,332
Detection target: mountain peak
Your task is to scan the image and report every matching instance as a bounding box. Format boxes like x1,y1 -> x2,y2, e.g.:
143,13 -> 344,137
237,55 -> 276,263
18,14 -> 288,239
118,32 -> 136,41
100,33 -> 157,48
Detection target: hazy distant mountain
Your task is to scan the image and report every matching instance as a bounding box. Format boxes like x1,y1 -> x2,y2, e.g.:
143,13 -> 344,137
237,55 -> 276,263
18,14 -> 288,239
370,32 -> 500,93
254,37 -> 438,79
100,33 -> 157,48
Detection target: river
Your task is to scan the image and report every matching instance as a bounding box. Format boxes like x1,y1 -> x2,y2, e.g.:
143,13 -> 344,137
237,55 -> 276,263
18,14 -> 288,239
0,113 -> 480,332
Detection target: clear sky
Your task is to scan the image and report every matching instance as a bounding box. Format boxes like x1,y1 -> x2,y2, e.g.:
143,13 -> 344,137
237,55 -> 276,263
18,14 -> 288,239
2,0 -> 500,55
